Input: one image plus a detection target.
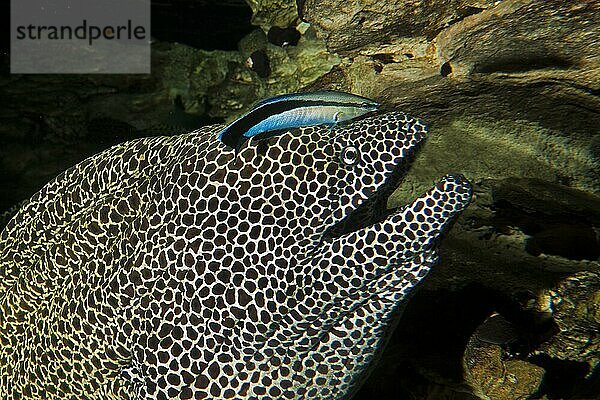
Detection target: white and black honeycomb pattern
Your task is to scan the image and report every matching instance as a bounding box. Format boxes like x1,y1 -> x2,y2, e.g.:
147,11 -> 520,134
0,112 -> 472,399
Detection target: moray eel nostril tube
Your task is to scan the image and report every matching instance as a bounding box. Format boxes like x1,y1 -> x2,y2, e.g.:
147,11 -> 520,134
0,112 -> 472,399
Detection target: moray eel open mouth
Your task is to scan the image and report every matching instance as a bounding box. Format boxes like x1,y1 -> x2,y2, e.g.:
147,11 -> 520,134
322,114 -> 428,239
323,160 -> 414,239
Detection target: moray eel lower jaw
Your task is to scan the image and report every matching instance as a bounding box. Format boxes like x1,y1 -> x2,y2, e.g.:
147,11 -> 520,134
282,178 -> 472,399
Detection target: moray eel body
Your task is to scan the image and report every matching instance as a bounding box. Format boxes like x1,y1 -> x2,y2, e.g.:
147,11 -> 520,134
217,91 -> 380,153
0,112 -> 472,399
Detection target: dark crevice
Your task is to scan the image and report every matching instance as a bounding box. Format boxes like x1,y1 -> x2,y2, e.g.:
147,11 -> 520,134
493,299 -> 559,356
371,53 -> 396,64
492,199 -> 600,261
491,178 -> 600,261
151,0 -> 253,50
247,50 -> 271,78
524,223 -> 600,260
474,55 -> 574,74
461,6 -> 486,17
267,26 -> 301,47
296,0 -> 307,21
529,355 -> 595,399
440,61 -> 453,77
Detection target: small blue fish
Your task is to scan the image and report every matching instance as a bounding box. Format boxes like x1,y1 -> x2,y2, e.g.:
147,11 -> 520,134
217,90 -> 380,153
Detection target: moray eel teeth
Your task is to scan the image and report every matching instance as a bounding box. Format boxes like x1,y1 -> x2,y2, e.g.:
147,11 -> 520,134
0,111 -> 471,399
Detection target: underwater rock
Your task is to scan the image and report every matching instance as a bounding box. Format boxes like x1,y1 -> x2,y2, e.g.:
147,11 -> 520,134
301,0 -> 497,52
491,178 -> 600,260
302,0 -> 600,195
244,0 -> 298,31
464,330 -> 545,399
541,272 -> 600,370
1,0 -> 599,397
211,28 -> 341,121
435,0 -> 600,90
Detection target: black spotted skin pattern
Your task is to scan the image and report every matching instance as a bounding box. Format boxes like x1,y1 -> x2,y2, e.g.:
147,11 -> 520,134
0,112 -> 472,399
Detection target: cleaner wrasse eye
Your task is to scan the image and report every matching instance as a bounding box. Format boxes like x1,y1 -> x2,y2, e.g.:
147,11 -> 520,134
217,90 -> 380,153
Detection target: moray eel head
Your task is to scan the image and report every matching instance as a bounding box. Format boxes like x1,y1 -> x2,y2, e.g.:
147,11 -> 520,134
235,111 -> 434,247
0,111 -> 472,400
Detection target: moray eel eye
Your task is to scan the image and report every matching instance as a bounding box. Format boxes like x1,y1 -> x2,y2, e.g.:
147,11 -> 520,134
340,145 -> 359,166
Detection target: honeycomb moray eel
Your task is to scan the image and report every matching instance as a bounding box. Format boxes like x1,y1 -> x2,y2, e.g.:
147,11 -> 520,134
0,112 -> 472,399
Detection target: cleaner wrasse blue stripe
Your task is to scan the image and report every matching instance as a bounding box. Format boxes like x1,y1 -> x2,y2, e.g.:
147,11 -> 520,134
217,90 -> 380,152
